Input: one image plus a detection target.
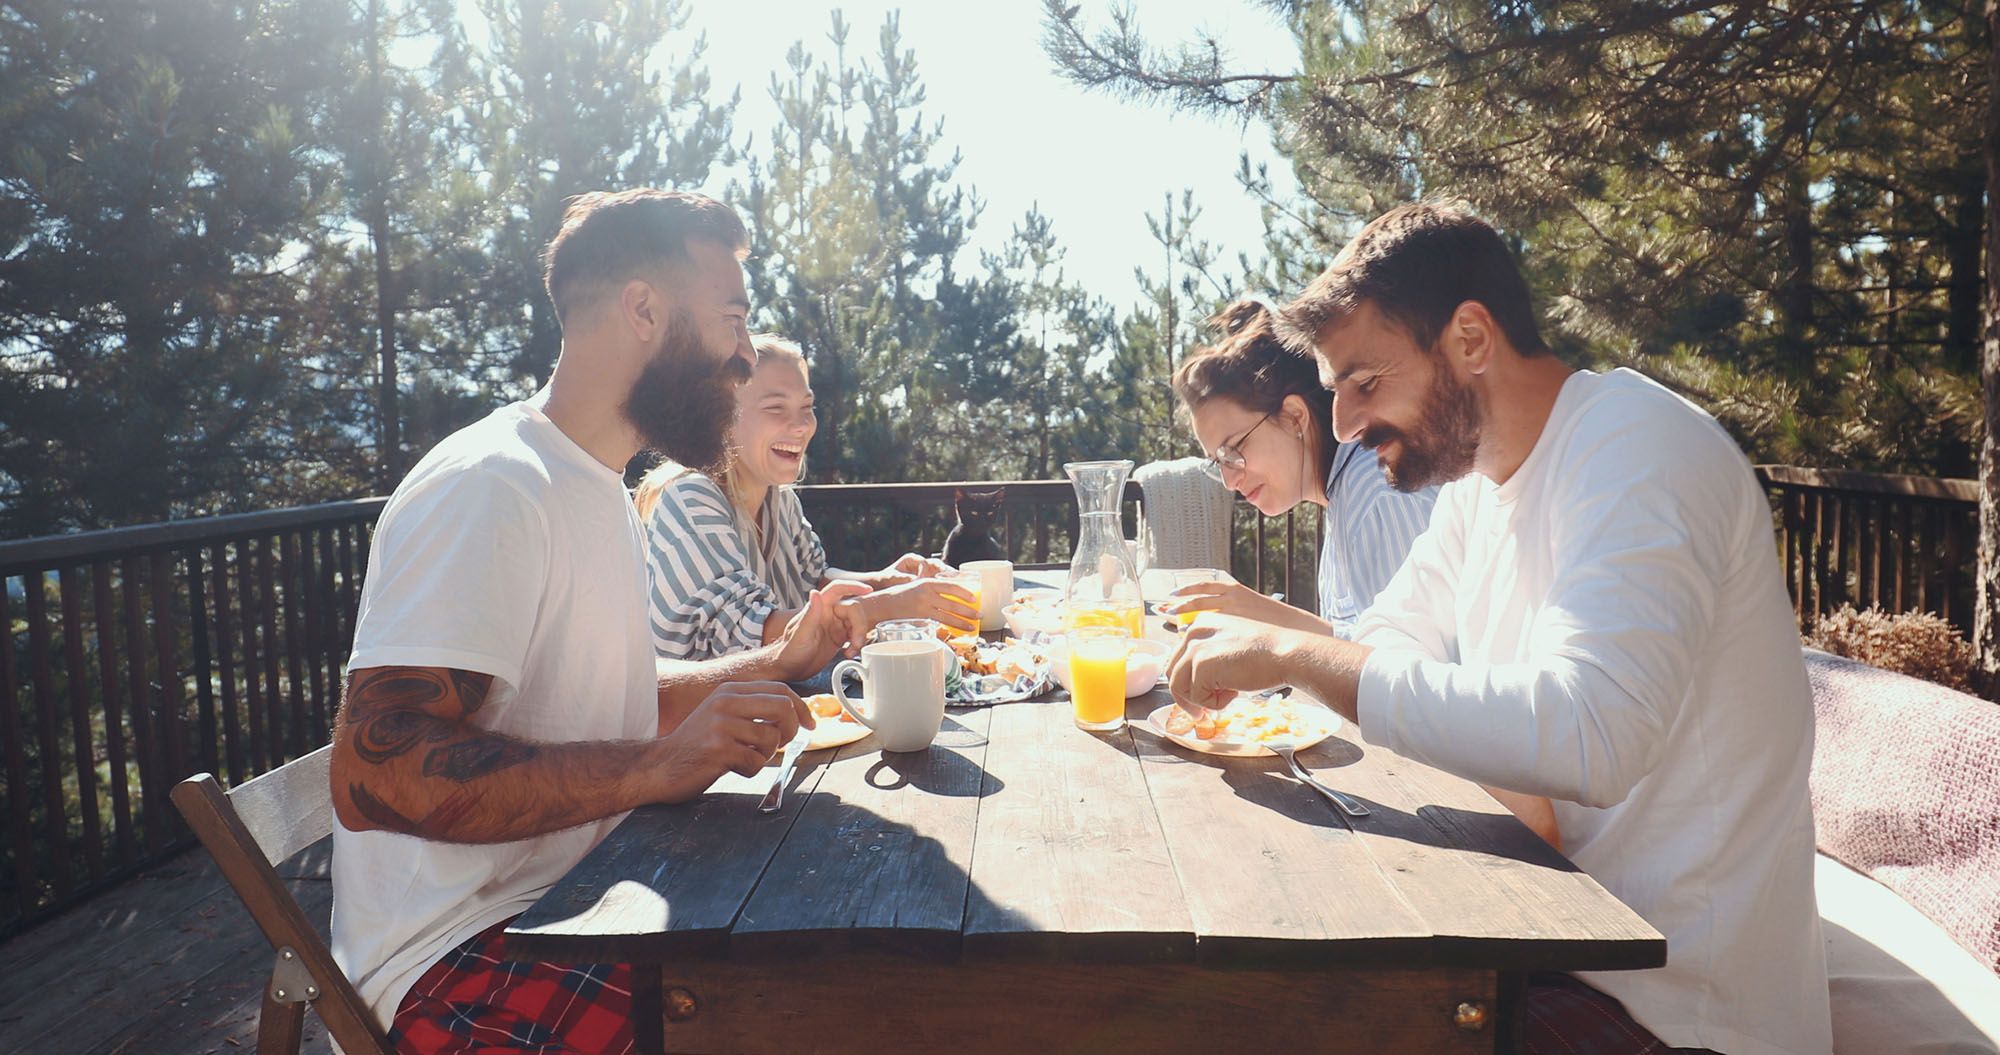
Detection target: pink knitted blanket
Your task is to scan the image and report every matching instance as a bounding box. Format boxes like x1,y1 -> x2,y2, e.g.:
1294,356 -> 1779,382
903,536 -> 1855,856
1804,648 -> 2000,973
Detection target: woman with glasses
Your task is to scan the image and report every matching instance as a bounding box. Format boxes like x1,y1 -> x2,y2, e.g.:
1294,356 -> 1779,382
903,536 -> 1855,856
1163,299 -> 1438,638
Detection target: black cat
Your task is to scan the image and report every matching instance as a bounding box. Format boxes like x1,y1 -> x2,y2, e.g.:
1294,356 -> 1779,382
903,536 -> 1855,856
941,487 -> 1008,567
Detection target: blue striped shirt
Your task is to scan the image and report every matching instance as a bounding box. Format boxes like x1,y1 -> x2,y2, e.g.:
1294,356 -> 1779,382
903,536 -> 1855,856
642,472 -> 828,660
1317,443 -> 1437,637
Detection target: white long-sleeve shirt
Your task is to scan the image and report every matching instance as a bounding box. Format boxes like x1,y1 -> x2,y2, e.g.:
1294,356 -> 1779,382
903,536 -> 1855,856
1353,368 -> 1830,1055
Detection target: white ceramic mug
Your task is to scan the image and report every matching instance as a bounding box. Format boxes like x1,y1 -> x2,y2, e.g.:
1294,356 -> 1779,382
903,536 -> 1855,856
962,559 -> 1013,631
872,617 -> 955,684
832,639 -> 948,752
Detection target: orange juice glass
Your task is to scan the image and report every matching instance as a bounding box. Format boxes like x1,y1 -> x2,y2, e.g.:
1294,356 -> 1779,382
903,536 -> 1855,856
940,571 -> 982,631
1169,568 -> 1233,625
1066,599 -> 1144,639
1068,626 -> 1131,731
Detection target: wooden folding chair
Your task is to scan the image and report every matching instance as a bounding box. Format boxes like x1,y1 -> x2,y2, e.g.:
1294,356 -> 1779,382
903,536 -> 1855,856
172,746 -> 393,1055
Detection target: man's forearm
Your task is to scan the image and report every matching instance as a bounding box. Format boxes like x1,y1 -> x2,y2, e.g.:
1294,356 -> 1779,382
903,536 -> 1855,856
339,730 -> 667,843
333,667 -> 672,843
1281,633 -> 1370,724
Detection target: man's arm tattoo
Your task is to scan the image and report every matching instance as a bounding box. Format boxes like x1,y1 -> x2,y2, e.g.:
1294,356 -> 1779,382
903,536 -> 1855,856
422,735 -> 537,782
348,782 -> 419,831
344,668 -> 497,765
450,669 -> 493,712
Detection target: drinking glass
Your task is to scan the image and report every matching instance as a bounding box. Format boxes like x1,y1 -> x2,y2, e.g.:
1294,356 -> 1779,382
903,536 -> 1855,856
873,617 -> 940,642
1065,599 -> 1144,638
939,569 -> 982,633
1068,626 -> 1131,732
1170,567 -> 1235,626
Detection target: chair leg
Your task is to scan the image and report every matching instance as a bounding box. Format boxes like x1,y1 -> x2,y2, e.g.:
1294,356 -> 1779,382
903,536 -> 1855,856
257,987 -> 307,1055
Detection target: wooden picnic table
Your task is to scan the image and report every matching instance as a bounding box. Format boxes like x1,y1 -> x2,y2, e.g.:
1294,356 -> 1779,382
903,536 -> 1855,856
508,578 -> 1663,1054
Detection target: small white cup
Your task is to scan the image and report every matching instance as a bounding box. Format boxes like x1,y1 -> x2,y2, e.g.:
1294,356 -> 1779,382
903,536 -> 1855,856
833,639 -> 948,752
961,559 -> 1014,632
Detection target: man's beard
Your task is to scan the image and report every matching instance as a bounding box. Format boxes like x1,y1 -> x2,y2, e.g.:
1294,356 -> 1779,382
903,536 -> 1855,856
624,313 -> 750,476
1361,362 -> 1481,492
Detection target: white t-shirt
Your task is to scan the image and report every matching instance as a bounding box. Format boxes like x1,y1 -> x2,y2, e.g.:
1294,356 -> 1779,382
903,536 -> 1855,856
331,401 -> 659,1027
1353,369 -> 1831,1055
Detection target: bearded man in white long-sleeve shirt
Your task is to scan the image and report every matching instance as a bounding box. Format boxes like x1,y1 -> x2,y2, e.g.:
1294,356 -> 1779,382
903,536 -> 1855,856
1166,201 -> 1830,1055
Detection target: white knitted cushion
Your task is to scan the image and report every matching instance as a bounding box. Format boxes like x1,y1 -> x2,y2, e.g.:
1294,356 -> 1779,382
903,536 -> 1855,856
1134,457 -> 1233,571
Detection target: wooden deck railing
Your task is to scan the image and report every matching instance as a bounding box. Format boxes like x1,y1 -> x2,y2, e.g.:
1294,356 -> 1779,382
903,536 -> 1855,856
0,500 -> 384,938
0,463 -> 1976,936
1757,465 -> 1977,633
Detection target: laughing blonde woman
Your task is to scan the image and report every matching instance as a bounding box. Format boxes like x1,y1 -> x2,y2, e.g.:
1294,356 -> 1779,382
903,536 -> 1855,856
637,334 -> 977,661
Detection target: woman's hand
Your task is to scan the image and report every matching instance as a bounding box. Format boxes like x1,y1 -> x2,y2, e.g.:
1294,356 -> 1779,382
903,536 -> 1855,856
822,553 -> 943,592
1159,579 -> 1328,635
853,578 -> 980,635
888,553 -> 946,579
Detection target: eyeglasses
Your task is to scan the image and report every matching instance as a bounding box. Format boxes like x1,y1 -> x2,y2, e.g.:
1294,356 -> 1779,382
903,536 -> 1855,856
1207,413 -> 1272,472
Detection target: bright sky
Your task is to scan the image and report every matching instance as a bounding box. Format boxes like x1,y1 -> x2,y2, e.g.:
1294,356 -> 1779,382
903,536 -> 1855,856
685,1 -> 1302,311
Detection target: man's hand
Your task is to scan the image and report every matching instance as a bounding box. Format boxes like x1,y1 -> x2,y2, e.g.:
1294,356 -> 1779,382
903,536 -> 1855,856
653,681 -> 815,803
1166,613 -> 1370,723
773,580 -> 874,678
1165,612 -> 1294,714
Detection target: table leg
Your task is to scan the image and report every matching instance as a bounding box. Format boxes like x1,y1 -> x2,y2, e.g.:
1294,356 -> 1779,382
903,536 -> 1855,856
633,963 -> 665,1055
1495,971 -> 1527,1055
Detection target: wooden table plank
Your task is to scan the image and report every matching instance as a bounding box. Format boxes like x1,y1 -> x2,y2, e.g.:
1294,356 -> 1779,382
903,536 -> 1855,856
1330,733 -> 1667,972
730,708 -> 994,961
506,748 -> 839,963
962,696 -> 1193,963
652,955 -> 1500,1054
1127,689 -> 1437,968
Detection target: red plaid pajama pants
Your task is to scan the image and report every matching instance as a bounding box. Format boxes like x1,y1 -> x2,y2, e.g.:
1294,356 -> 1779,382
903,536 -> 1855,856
390,916 -> 635,1055
1520,973 -> 1721,1055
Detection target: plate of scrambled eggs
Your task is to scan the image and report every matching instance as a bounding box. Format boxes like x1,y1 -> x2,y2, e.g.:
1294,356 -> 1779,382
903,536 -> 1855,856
1145,690 -> 1342,757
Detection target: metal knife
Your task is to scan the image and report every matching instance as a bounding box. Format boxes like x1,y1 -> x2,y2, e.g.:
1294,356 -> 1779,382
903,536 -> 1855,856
757,725 -> 812,814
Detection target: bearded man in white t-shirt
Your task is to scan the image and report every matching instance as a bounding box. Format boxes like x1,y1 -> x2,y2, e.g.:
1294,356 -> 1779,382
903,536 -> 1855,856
329,189 -> 860,1054
1166,201 -> 1831,1055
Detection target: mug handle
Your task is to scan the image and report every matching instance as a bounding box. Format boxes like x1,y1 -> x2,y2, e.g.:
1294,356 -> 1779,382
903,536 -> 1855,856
832,659 -> 878,732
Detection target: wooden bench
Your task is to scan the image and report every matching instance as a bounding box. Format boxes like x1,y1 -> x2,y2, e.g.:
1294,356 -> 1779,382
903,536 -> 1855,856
1803,649 -> 2000,1053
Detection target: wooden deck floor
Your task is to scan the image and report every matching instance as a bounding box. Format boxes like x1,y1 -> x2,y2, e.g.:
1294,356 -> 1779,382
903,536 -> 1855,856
0,840 -> 336,1055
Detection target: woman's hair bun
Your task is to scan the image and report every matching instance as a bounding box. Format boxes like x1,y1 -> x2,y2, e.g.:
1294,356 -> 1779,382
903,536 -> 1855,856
1208,297 -> 1273,338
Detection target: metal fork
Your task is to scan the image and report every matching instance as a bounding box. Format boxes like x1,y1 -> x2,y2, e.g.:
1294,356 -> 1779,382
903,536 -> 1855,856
1270,743 -> 1370,818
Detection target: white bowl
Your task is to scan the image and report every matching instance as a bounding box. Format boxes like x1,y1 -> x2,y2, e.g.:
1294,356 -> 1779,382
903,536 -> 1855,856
1048,637 -> 1170,697
1003,590 -> 1065,640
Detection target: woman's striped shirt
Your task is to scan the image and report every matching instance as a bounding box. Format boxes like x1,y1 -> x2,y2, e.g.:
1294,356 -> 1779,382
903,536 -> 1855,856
1317,442 -> 1438,637
642,472 -> 828,661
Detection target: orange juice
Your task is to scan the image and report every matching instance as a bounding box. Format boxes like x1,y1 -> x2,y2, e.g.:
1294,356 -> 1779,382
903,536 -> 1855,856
1069,628 -> 1130,731
1066,599 -> 1144,639
1167,569 -> 1233,626
941,573 -> 982,626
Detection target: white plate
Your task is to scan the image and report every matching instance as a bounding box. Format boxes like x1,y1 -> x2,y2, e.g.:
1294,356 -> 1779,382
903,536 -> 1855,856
799,693 -> 875,751
807,719 -> 871,752
1143,700 -> 1338,758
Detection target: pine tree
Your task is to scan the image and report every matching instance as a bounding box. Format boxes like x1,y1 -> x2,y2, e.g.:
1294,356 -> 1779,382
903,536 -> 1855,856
0,0 -> 356,533
1043,0 -> 1990,473
451,0 -> 738,390
741,13 -> 989,483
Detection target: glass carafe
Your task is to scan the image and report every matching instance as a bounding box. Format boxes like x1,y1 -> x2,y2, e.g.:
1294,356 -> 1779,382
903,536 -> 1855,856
1063,460 -> 1144,638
